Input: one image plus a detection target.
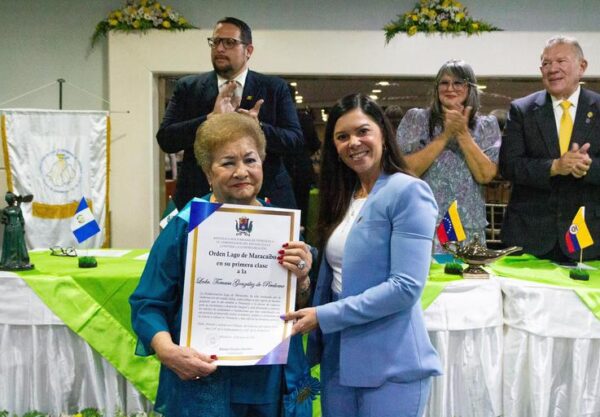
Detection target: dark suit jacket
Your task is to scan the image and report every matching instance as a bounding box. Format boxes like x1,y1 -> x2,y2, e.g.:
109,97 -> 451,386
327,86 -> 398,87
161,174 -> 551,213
157,70 -> 303,210
500,88 -> 600,260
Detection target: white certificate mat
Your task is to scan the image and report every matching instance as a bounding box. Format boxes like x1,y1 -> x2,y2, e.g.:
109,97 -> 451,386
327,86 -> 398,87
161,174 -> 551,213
179,201 -> 300,366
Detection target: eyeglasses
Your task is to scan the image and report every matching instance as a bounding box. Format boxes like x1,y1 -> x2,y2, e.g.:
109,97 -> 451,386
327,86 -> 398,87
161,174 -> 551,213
207,37 -> 246,49
50,246 -> 77,257
438,80 -> 469,91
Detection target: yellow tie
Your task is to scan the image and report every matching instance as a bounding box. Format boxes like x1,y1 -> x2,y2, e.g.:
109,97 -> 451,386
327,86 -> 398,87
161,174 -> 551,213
558,100 -> 573,155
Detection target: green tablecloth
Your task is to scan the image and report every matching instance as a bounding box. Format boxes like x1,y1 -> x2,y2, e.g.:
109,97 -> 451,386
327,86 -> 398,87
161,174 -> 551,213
13,249 -> 461,412
17,250 -> 600,412
17,250 -> 160,402
306,188 -> 319,246
489,254 -> 600,320
423,263 -> 465,310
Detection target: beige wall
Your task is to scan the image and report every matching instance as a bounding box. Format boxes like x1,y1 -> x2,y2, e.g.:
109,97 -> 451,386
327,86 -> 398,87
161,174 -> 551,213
105,30 -> 600,247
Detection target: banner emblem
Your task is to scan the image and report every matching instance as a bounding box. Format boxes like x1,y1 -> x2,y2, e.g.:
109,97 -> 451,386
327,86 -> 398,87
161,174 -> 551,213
39,149 -> 82,193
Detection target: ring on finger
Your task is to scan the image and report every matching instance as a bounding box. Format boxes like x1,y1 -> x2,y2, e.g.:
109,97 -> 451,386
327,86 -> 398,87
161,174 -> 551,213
297,259 -> 307,270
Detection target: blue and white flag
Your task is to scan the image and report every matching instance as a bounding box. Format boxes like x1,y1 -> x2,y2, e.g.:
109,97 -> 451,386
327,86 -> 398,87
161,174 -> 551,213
71,197 -> 101,243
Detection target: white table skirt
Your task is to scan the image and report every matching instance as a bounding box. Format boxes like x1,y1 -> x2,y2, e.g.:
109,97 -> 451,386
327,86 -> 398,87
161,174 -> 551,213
500,278 -> 600,417
0,274 -> 152,416
424,279 -> 503,417
2,273 -> 503,416
4,273 -> 599,417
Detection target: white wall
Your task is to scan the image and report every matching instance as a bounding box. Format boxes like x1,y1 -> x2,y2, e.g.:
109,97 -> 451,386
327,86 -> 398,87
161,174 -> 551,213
2,1 -> 600,247
109,30 -> 600,248
2,0 -> 598,109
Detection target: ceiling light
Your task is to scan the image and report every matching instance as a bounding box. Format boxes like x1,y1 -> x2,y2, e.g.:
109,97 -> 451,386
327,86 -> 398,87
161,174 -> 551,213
376,81 -> 390,86
369,95 -> 379,100
372,89 -> 382,93
476,84 -> 487,90
321,109 -> 328,122
290,82 -> 298,87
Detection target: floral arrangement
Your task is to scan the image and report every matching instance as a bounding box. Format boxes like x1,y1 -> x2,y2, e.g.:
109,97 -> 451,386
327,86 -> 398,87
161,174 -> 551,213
92,0 -> 195,47
384,0 -> 501,43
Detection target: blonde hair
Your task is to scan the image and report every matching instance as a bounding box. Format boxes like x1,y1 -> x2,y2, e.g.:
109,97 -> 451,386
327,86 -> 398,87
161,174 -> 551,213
194,113 -> 266,172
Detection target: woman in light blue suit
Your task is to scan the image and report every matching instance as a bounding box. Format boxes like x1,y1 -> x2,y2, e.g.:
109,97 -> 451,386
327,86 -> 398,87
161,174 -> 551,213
285,94 -> 442,417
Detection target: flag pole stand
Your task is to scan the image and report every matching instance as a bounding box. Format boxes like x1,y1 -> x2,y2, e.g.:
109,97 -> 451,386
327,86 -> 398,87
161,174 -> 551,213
78,244 -> 97,268
78,255 -> 97,268
569,250 -> 589,281
444,258 -> 464,275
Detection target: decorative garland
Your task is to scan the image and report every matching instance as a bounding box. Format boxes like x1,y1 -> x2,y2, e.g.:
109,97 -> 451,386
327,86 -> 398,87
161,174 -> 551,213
91,0 -> 195,47
384,0 -> 500,43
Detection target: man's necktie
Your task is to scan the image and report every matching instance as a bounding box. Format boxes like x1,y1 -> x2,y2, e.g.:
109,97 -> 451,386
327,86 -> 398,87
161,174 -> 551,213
559,100 -> 573,155
228,80 -> 241,109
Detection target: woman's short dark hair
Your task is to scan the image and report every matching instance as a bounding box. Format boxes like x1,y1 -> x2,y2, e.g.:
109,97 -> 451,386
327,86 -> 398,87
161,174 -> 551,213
317,93 -> 408,249
429,59 -> 480,137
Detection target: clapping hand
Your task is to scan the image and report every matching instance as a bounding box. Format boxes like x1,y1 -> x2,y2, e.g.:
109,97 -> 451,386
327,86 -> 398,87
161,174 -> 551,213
552,142 -> 591,178
209,81 -> 238,117
237,99 -> 264,122
443,104 -> 472,139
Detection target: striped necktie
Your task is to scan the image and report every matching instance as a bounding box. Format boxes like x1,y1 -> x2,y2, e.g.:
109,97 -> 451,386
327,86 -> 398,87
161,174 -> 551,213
558,100 -> 573,155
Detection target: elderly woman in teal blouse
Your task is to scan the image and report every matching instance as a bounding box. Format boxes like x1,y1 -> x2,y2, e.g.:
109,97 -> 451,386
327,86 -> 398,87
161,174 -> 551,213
396,59 -> 501,252
130,113 -> 314,417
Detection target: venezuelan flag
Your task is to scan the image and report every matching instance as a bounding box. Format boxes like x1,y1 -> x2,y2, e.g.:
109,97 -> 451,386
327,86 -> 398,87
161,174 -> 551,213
436,200 -> 466,244
565,206 -> 594,253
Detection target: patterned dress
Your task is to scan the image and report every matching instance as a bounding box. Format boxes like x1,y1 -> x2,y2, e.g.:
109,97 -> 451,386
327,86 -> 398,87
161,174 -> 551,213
396,108 -> 501,252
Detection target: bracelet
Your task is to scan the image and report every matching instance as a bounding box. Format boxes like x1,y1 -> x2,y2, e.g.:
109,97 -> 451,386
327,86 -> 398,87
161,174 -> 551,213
297,280 -> 311,297
298,274 -> 309,282
297,276 -> 310,294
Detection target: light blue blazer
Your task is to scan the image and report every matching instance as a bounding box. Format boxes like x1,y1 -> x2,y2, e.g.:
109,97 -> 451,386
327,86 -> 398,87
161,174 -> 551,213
309,172 -> 443,387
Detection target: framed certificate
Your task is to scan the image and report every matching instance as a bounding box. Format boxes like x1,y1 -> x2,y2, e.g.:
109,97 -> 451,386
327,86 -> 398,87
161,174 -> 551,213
179,200 -> 301,366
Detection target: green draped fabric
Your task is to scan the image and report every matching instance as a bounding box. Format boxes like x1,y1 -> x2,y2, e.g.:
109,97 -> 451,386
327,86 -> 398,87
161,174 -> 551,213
19,251 -> 600,413
489,254 -> 600,320
17,250 -> 160,402
422,263 -> 465,310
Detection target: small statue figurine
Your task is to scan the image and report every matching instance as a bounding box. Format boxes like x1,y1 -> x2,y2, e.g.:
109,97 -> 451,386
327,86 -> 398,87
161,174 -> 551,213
0,191 -> 34,271
443,233 -> 521,279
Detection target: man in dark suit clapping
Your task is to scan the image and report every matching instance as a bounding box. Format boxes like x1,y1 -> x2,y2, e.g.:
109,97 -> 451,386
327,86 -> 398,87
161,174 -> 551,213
157,17 -> 303,210
500,36 -> 600,261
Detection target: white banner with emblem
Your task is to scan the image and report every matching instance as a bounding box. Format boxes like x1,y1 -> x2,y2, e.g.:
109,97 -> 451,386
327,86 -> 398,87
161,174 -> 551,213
1,109 -> 109,248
